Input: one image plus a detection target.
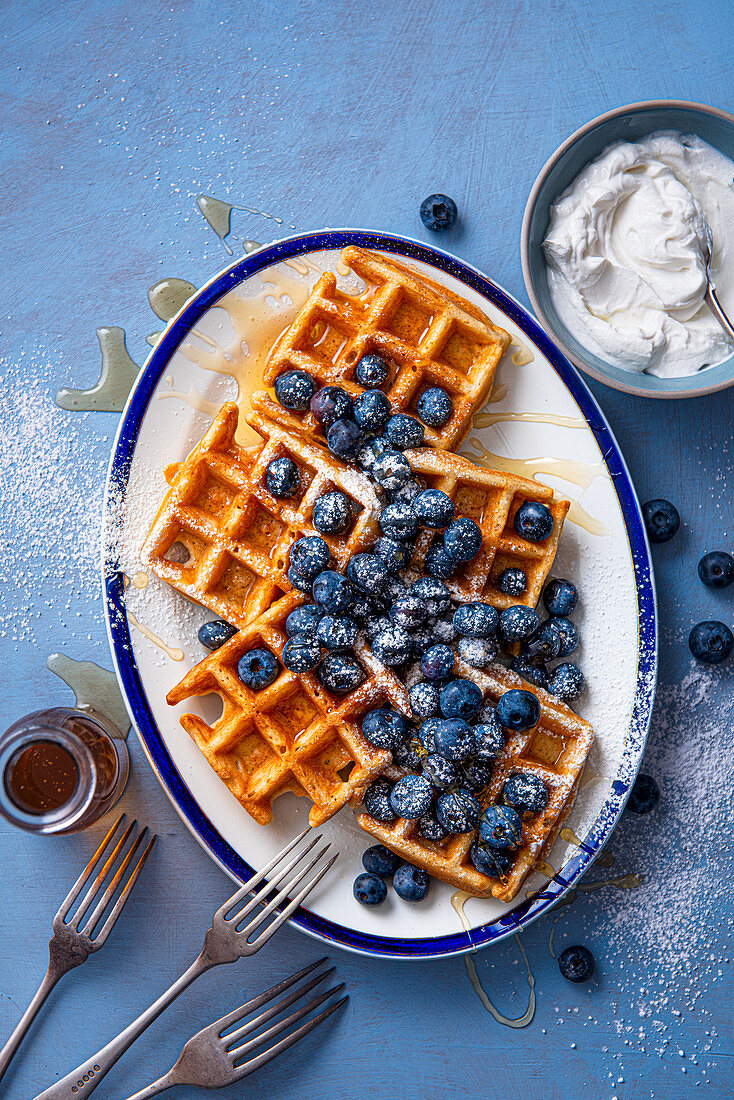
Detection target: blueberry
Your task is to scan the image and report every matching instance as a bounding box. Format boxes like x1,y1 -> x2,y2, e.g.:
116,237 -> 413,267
285,604 -> 322,638
460,759 -> 494,792
478,804 -> 523,849
393,738 -> 422,771
353,872 -> 387,906
689,620 -> 733,663
355,435 -> 391,474
642,499 -> 680,543
363,779 -> 395,821
514,501 -> 554,542
362,707 -> 408,751
418,812 -> 449,841
265,457 -> 300,498
418,717 -> 441,753
372,625 -> 413,666
372,450 -> 412,490
410,577 -> 451,616
312,491 -> 352,534
543,578 -> 578,617
385,414 -> 424,451
310,385 -> 353,428
288,565 -> 313,593
558,945 -> 595,983
327,418 -> 362,460
457,636 -> 497,670
510,656 -> 549,689
433,611 -> 458,645
355,353 -> 389,388
237,647 -> 279,690
391,594 -> 428,633
416,387 -> 452,428
353,388 -> 391,431
471,843 -> 513,878
436,788 -> 480,833
274,369 -> 317,410
439,678 -> 483,721
282,634 -> 322,673
420,193 -> 458,232
380,502 -> 419,541
698,551 -> 734,588
198,620 -> 237,651
317,653 -> 364,693
393,864 -> 430,901
522,620 -> 561,661
421,644 -> 455,681
384,575 -> 408,602
388,477 -> 424,506
502,772 -> 548,816
498,568 -> 527,597
316,613 -> 358,650
347,553 -> 389,595
425,542 -> 456,578
413,488 -> 455,528
547,663 -> 585,703
546,617 -> 579,659
373,537 -> 409,574
473,719 -> 505,763
390,774 -> 433,819
497,689 -> 540,731
312,570 -> 353,613
290,536 -> 330,581
434,717 -> 475,762
423,752 -> 459,789
499,605 -> 540,643
444,517 -> 483,562
351,593 -> 383,623
364,613 -> 390,641
410,625 -> 435,657
362,845 -> 399,878
408,681 -> 440,720
453,602 -> 499,638
626,773 -> 660,814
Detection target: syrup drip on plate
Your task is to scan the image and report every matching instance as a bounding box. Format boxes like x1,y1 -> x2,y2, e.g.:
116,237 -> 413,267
47,653 -> 130,735
125,611 -> 184,662
473,410 -> 588,431
511,341 -> 535,366
55,327 -> 141,413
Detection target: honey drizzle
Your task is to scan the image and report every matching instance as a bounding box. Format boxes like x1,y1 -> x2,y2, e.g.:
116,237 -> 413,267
488,383 -> 509,404
126,611 -> 184,661
511,341 -> 535,366
473,410 -> 587,431
157,386 -> 220,418
464,936 -> 536,1029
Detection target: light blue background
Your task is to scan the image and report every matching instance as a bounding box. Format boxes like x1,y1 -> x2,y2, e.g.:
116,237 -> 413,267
1,2 -> 733,1097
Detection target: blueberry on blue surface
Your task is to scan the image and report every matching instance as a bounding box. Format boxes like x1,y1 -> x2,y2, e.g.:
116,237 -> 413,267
312,569 -> 353,613
237,647 -> 279,690
434,717 -> 475,762
363,779 -> 396,822
522,620 -> 562,661
502,772 -> 549,816
439,678 -> 483,720
460,759 -> 494,792
353,872 -> 387,906
425,541 -> 456,578
418,812 -> 449,841
362,845 -> 399,878
642,499 -> 680,543
497,568 -> 527,597
372,450 -> 412,490
543,578 -> 578,617
379,502 -> 419,541
327,418 -> 362,460
423,752 -> 459,789
457,636 -> 497,670
393,864 -> 430,902
416,387 -> 452,428
510,656 -> 549,689
473,719 -> 505,763
198,620 -> 237,651
410,577 -> 451,616
309,385 -> 353,427
435,788 -> 480,833
471,842 -> 513,878
274,369 -> 317,410
478,803 -> 523,849
265,456 -> 300,498
384,413 -> 425,450
514,501 -> 554,542
444,517 -> 482,562
453,602 -> 499,638
353,388 -> 391,431
371,625 -> 413,666
698,551 -> 734,589
393,738 -> 422,771
285,604 -> 322,639
420,193 -> 458,231
374,536 -> 411,574
558,945 -> 595,983
547,662 -> 586,703
316,613 -> 358,650
390,774 -> 433,819
317,652 -> 364,693
282,634 -> 322,673
347,553 -> 389,595
499,605 -> 540,643
290,536 -> 330,581
288,565 -> 313,593
626,773 -> 660,814
421,644 -> 455,681
546,617 -> 579,659
361,707 -> 408,751
390,594 -> 428,633
418,717 -> 441,754
355,353 -> 390,389
355,435 -> 391,475
312,491 -> 352,534
413,488 -> 455,528
496,689 -> 540,731
689,620 -> 734,663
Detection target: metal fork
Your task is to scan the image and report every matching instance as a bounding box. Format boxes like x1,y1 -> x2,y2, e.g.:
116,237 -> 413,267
35,828 -> 336,1100
123,959 -> 347,1098
0,815 -> 155,1084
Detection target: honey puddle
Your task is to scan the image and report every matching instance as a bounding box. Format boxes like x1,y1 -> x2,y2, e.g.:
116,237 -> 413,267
56,327 -> 141,413
511,341 -> 535,366
488,383 -> 508,404
47,654 -> 130,735
126,611 -> 184,662
473,410 -> 587,431
196,194 -> 293,254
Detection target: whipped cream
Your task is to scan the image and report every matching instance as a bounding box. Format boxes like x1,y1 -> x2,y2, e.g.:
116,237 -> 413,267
543,131 -> 734,377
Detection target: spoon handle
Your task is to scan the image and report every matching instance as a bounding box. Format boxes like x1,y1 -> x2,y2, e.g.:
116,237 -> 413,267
705,284 -> 734,342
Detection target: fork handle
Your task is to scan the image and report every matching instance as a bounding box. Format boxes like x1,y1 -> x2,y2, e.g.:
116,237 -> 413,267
0,964 -> 62,1083
120,1074 -> 175,1100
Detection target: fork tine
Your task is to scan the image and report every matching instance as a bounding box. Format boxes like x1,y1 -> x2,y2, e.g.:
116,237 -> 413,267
231,989 -> 347,1080
65,818 -> 138,930
222,835 -> 323,927
248,853 -> 338,950
211,959 -> 328,1037
223,968 -> 335,1050
235,844 -> 331,937
215,827 -> 311,919
84,831 -> 156,944
55,814 -> 127,922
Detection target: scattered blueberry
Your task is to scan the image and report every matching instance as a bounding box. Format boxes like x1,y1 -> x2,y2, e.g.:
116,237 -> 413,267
497,568 -> 527,597
471,843 -> 513,878
265,457 -> 300,498
543,578 -> 578,617
502,772 -> 548,816
372,450 -> 412,490
317,613 -> 358,650
440,678 -> 483,721
497,689 -> 540,731
642,499 -> 680,543
312,491 -> 352,534
436,788 -> 480,833
514,501 -> 554,542
317,652 -> 364,693
372,625 -> 413,666
416,387 -> 452,428
478,804 -> 523,849
353,872 -> 387,906
473,719 -> 505,763
312,570 -> 354,614
390,774 -> 433,819
355,353 -> 389,389
327,418 -> 362,460
418,812 -> 449,840
393,864 -> 430,901
290,536 -> 330,581
362,845 -> 399,878
434,717 -> 475,762
282,634 -> 322,673
425,542 -> 456,578
457,637 -> 497,670
522,620 -> 562,661
380,502 -> 419,541
423,752 -> 459,789
689,620 -> 733,664
420,193 -> 458,232
558,945 -> 595,983
510,655 -> 549,689
347,553 -> 389,595
353,388 -> 391,431
363,779 -> 395,822
453,602 -> 499,638
499,605 -> 540,643
385,413 -> 425,450
237,647 -> 279,690
413,488 -> 455,528
198,620 -> 237,651
410,577 -> 452,617
546,617 -> 579,659
310,385 -> 353,428
547,662 -> 585,703
374,536 -> 411,574
698,551 -> 734,589
421,644 -> 455,681
390,594 -> 428,633
287,565 -> 313,593
626,773 -> 660,814
274,369 -> 317,410
362,707 -> 408,751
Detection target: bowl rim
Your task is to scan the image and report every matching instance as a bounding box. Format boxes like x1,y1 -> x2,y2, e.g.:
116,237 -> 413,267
521,98 -> 734,400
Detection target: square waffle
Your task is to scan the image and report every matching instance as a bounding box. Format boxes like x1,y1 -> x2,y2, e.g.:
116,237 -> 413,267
142,402 -> 382,629
258,245 -> 512,451
166,591 -> 410,827
358,660 -> 594,902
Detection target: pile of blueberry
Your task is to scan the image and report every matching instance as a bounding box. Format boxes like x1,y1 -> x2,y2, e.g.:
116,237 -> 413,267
354,845 -> 429,905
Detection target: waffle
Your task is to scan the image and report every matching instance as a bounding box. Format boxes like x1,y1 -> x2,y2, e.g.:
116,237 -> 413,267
167,591 -> 409,827
258,245 -> 511,451
358,660 -> 594,902
141,402 -> 382,629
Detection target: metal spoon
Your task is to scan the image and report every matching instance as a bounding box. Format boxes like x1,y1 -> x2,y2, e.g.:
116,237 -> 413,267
702,222 -> 734,341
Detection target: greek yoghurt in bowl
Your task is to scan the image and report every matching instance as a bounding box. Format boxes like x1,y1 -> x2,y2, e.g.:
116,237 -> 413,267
542,131 -> 734,378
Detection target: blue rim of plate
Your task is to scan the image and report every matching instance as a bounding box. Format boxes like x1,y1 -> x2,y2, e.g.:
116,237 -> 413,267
103,228 -> 657,960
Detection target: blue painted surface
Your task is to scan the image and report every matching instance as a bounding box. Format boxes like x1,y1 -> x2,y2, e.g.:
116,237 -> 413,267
1,2 -> 732,1097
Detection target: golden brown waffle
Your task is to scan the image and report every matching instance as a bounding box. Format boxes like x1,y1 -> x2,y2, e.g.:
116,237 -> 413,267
358,660 -> 594,901
403,447 -> 569,610
167,591 -> 409,827
258,245 -> 511,451
142,402 -> 382,629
